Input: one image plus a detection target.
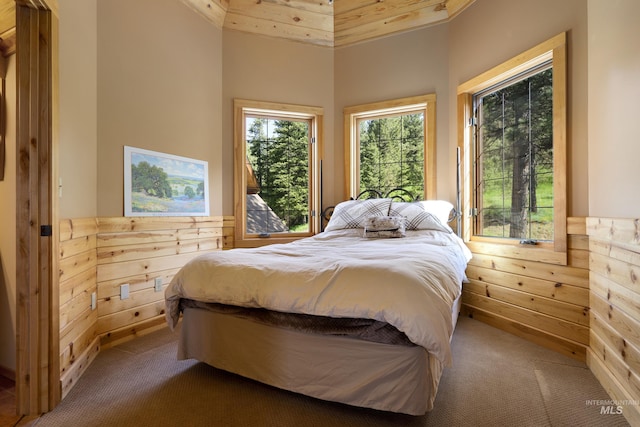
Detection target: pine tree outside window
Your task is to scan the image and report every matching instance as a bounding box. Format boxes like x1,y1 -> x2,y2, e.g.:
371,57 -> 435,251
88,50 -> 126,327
344,94 -> 437,200
474,64 -> 554,241
357,111 -> 425,199
457,33 -> 567,258
234,99 -> 322,247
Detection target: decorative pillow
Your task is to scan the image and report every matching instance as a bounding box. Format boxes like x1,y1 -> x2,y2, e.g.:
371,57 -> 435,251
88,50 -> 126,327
325,198 -> 392,232
363,216 -> 406,238
418,200 -> 455,225
389,202 -> 452,232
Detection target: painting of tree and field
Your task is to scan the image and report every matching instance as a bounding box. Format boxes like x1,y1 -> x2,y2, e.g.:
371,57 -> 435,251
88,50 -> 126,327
124,146 -> 209,216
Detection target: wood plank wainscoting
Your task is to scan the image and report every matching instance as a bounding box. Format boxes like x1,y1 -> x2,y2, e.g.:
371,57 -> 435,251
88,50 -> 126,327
58,218 -> 99,399
57,216 -> 234,398
461,217 -> 590,361
55,214 -> 640,425
587,217 -> 640,426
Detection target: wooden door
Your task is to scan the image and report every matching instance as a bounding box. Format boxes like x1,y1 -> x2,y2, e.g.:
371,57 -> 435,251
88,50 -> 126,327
15,0 -> 59,414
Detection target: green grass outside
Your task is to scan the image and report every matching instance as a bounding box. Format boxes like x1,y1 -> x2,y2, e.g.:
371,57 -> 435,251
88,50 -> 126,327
480,177 -> 554,240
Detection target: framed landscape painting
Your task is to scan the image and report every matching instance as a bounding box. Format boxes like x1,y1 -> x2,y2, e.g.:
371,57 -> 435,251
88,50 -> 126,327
124,146 -> 209,216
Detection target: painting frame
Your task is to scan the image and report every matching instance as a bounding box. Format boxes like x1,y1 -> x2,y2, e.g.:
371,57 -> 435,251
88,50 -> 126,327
124,146 -> 210,217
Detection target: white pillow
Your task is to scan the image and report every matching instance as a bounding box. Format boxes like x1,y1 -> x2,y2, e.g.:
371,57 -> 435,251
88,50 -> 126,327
325,198 -> 392,231
389,202 -> 452,232
418,200 -> 455,225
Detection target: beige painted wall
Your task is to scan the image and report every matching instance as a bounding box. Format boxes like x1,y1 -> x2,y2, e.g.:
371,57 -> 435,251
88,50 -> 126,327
587,0 -> 640,218
0,54 -> 16,373
334,24 -> 450,202
448,0 -> 589,217
96,0 -> 223,216
91,0 -> 591,217
221,30 -> 335,214
59,0 -> 98,219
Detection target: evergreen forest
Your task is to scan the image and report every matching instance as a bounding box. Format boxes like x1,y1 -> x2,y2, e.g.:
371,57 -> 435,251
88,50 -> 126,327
477,67 -> 554,240
246,117 -> 310,232
358,112 -> 425,199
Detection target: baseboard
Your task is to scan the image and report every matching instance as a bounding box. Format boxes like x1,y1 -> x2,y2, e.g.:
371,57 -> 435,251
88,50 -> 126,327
0,364 -> 15,381
60,335 -> 100,399
461,303 -> 586,362
99,315 -> 168,350
587,348 -> 640,426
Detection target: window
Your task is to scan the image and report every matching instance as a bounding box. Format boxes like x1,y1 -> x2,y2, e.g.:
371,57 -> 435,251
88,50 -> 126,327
234,99 -> 322,247
475,63 -> 553,240
457,33 -> 567,256
344,94 -> 436,200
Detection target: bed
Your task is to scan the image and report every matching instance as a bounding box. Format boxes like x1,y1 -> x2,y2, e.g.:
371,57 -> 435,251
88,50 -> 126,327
165,193 -> 471,415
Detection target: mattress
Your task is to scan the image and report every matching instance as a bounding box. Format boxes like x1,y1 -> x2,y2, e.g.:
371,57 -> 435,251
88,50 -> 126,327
167,228 -> 471,366
179,299 -> 415,346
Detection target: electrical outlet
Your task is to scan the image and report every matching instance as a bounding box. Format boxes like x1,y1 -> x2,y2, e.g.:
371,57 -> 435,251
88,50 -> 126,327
154,277 -> 163,292
91,292 -> 97,310
120,283 -> 130,300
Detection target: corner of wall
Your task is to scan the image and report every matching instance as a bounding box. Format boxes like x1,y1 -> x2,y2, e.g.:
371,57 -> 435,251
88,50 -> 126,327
586,217 -> 640,426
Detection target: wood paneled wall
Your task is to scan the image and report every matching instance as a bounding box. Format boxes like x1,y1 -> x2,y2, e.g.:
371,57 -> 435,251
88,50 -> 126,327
461,217 -> 590,361
587,217 -> 640,426
95,216 -> 233,348
57,216 -> 234,397
58,218 -> 99,398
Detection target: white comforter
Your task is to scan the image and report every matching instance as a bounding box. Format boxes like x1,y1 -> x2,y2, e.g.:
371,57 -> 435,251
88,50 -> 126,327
165,229 -> 471,365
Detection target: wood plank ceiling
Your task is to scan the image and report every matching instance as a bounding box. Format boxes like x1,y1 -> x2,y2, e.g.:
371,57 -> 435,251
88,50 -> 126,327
0,0 -> 475,56
183,0 -> 475,47
0,0 -> 15,56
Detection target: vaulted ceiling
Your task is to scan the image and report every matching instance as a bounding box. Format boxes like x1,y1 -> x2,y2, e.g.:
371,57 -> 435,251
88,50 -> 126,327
0,0 -> 475,56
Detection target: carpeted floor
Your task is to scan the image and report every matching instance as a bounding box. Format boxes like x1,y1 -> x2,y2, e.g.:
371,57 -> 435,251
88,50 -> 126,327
33,316 -> 630,427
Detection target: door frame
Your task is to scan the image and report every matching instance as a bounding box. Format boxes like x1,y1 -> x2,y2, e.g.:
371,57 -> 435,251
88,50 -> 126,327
15,0 -> 59,415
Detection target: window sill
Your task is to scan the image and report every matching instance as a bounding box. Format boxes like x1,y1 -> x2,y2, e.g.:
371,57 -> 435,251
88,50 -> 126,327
465,239 -> 567,266
234,235 -> 311,248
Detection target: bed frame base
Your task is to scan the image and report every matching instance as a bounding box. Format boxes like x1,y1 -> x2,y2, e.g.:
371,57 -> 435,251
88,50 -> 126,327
178,307 -> 444,415
177,294 -> 462,415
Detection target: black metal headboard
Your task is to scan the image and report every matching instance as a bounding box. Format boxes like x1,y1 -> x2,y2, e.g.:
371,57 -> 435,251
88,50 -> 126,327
321,187 -> 460,233
321,147 -> 463,236
321,188 -> 418,231
354,188 -> 419,202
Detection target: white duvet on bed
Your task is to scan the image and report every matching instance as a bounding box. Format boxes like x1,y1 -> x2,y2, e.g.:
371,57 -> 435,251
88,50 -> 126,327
165,229 -> 471,366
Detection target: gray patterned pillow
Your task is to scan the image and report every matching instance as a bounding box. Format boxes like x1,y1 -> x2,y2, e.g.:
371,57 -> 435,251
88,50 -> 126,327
389,202 -> 452,232
325,198 -> 392,231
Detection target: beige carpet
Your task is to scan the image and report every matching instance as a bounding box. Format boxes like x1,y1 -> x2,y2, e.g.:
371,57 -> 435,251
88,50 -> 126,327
34,317 -> 630,427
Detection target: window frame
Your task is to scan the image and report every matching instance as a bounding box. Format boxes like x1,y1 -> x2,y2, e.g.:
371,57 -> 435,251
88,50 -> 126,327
343,94 -> 437,200
234,99 -> 323,247
457,32 -> 567,262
